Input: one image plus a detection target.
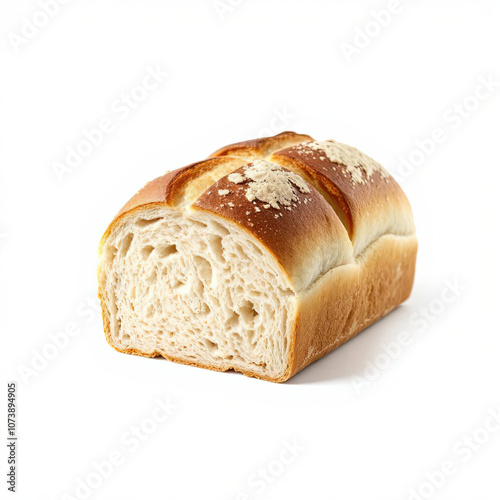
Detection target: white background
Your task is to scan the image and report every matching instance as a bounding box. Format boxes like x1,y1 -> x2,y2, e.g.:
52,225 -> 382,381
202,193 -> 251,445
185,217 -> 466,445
1,1 -> 499,499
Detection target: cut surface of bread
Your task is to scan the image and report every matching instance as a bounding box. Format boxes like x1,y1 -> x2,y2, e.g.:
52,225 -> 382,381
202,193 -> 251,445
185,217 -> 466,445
98,132 -> 417,382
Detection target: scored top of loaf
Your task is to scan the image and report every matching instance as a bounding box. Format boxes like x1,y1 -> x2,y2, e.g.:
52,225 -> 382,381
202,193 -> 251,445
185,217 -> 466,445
106,132 -> 415,292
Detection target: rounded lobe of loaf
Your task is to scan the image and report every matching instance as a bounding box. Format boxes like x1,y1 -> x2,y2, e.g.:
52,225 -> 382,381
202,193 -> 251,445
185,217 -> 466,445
115,170 -> 175,219
209,131 -> 314,161
191,162 -> 353,292
162,157 -> 250,207
114,157 -> 249,220
271,140 -> 416,254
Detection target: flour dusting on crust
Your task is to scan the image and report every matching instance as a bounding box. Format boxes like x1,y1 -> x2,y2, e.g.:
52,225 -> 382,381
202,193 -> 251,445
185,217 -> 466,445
228,160 -> 311,209
227,172 -> 246,184
295,140 -> 389,185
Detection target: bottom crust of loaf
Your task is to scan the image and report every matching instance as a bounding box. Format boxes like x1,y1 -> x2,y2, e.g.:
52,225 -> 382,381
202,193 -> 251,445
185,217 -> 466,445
99,232 -> 417,383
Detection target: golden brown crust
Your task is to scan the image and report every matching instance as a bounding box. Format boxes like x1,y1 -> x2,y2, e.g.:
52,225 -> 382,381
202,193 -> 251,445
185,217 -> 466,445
209,131 -> 313,161
271,142 -> 415,254
287,233 -> 418,380
115,171 -> 174,219
114,157 -> 248,218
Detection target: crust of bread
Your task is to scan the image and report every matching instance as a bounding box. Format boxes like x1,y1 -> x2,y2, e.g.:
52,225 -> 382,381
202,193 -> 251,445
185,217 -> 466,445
270,143 -> 415,255
209,131 -> 314,161
286,232 -> 417,381
113,157 -> 248,219
98,131 -> 418,382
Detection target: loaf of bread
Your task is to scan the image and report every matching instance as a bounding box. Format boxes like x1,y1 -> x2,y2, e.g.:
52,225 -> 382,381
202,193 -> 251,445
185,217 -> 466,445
97,132 -> 417,382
